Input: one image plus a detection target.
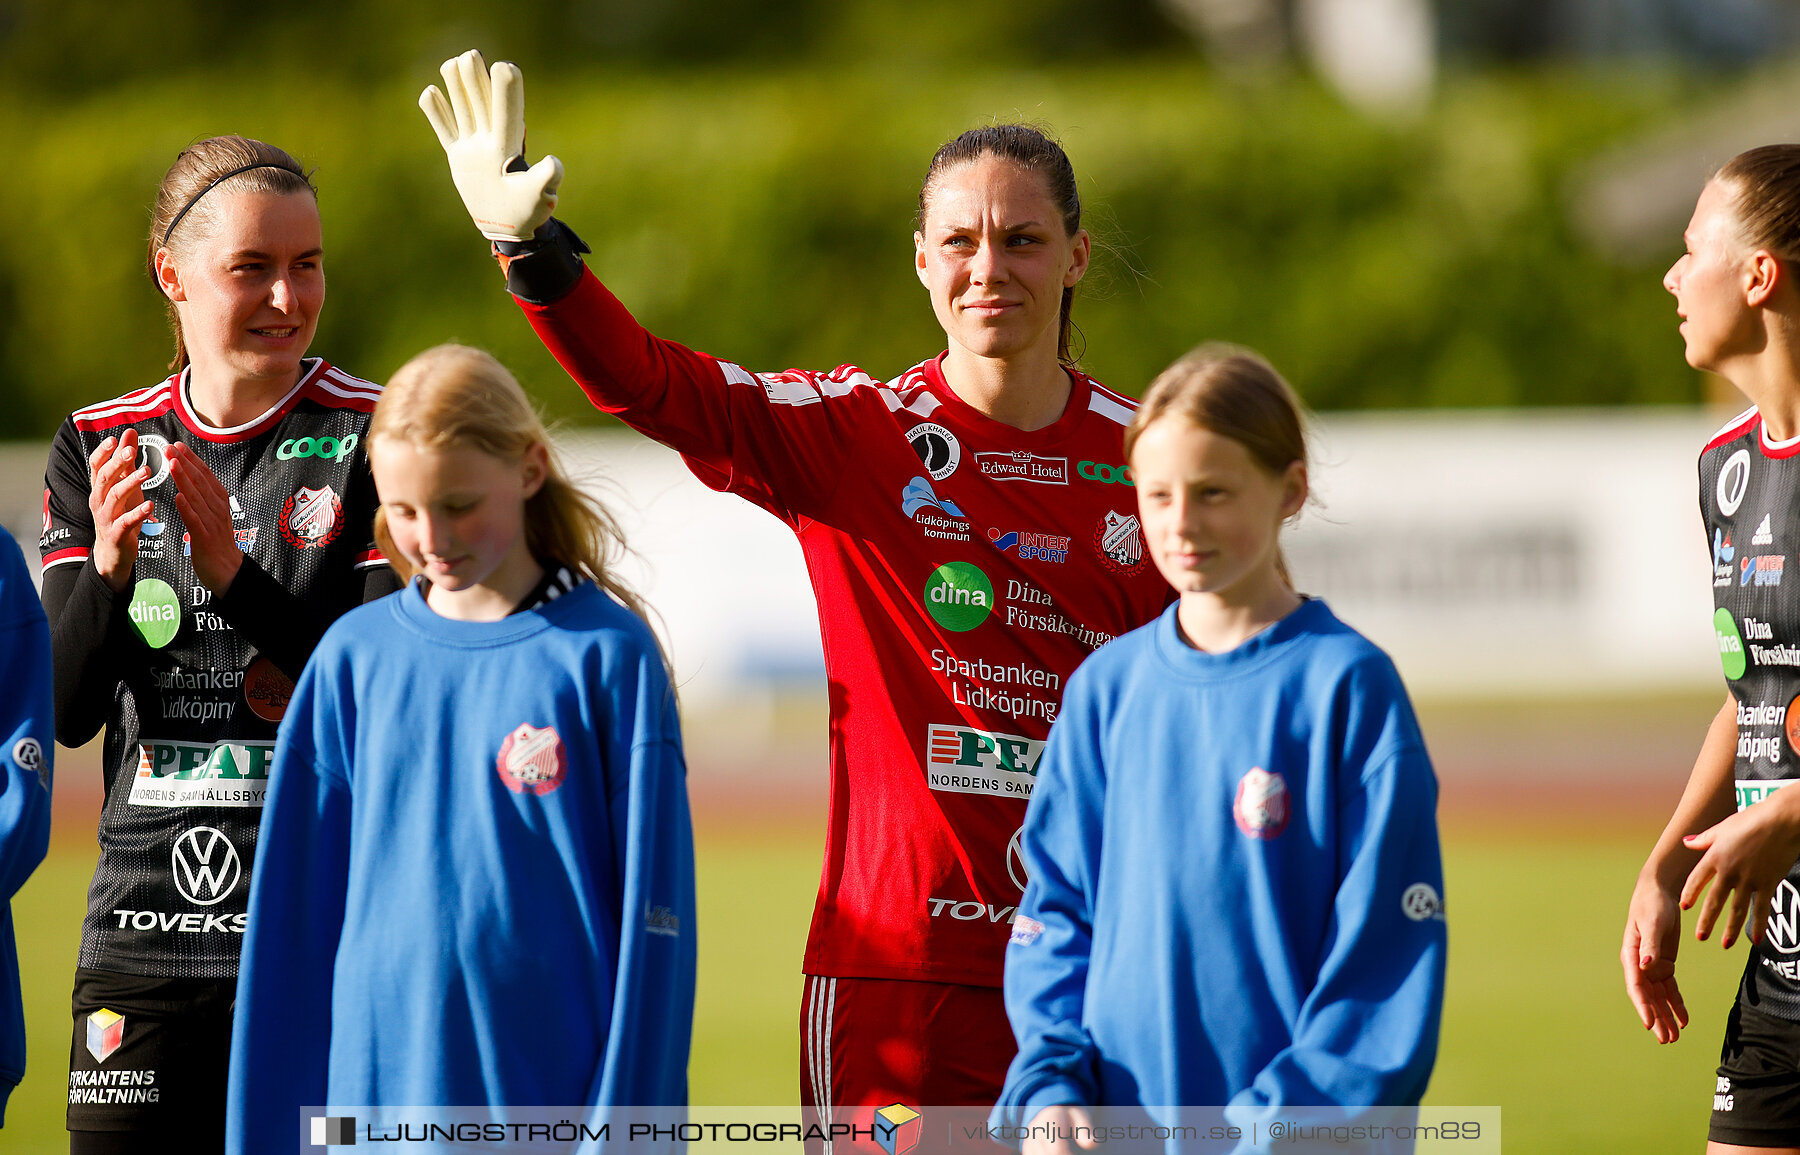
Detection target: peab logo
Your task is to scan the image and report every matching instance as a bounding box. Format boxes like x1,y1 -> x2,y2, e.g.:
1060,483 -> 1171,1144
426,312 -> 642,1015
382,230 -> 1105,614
923,562 -> 994,632
1717,608 -> 1748,680
127,579 -> 180,649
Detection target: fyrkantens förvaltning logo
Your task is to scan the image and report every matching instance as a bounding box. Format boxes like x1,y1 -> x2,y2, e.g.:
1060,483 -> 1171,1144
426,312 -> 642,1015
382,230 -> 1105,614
86,1009 -> 124,1065
923,562 -> 994,632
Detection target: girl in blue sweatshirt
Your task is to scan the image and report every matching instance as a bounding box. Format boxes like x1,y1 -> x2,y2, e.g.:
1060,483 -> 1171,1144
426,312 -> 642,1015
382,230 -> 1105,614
226,345 -> 695,1152
994,346 -> 1445,1146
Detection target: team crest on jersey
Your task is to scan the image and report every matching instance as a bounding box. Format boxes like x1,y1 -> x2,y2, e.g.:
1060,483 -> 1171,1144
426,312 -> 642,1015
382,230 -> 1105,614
1234,767 -> 1291,839
497,724 -> 568,795
279,485 -> 343,549
1093,510 -> 1146,574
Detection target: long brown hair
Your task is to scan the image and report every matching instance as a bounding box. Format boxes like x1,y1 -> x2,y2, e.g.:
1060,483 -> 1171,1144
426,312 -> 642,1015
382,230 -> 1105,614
148,135 -> 316,371
1126,343 -> 1310,586
371,344 -> 657,631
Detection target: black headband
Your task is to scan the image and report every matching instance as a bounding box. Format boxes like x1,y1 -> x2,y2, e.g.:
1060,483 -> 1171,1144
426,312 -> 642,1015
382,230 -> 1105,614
161,163 -> 301,246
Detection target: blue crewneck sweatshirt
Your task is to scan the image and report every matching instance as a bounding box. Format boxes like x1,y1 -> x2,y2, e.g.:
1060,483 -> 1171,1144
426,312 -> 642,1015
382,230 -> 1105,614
994,598 -> 1445,1127
228,579 -> 695,1152
0,527 -> 52,1127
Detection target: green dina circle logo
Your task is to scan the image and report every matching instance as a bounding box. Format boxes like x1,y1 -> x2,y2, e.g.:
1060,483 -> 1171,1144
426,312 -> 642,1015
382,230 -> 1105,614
1716,607 -> 1747,680
924,561 -> 994,632
128,578 -> 180,649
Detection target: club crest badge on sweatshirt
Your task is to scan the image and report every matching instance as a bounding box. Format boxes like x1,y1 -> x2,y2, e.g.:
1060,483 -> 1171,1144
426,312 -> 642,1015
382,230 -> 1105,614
497,723 -> 568,795
1234,766 -> 1291,839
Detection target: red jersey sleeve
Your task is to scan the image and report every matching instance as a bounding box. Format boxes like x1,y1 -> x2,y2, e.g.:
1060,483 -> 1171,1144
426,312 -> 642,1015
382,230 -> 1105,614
519,269 -> 878,527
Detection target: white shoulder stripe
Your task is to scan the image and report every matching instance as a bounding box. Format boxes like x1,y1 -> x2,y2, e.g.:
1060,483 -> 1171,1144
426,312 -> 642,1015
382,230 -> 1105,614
1088,391 -> 1135,427
322,366 -> 380,392
1090,381 -> 1138,410
1709,404 -> 1760,445
73,384 -> 173,422
311,376 -> 383,403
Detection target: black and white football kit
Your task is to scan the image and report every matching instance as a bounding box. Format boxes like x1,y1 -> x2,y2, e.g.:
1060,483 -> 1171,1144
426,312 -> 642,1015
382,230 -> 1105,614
1699,406 -> 1800,1147
40,359 -> 396,1139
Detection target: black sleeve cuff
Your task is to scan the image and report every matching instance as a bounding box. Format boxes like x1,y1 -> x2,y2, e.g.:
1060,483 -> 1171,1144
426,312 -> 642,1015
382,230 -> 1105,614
495,218 -> 591,305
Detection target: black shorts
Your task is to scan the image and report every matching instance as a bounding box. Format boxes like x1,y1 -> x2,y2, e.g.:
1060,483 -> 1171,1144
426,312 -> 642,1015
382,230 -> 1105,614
1711,999 -> 1800,1147
67,966 -> 233,1147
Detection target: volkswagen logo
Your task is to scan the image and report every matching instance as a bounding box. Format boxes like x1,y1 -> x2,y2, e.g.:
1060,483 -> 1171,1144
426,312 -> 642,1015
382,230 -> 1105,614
171,826 -> 242,906
1007,828 -> 1030,891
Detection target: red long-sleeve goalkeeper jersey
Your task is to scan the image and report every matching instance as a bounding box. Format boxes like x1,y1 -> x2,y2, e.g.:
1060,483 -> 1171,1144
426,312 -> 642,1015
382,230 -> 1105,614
523,271 -> 1171,986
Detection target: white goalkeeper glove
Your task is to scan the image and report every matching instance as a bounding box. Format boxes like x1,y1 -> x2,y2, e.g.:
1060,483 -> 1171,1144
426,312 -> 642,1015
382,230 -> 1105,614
419,50 -> 564,242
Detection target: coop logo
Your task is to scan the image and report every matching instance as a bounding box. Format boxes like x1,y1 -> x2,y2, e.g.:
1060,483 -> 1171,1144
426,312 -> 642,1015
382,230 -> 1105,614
136,434 -> 173,491
1765,880 -> 1800,954
1094,510 -> 1147,574
923,562 -> 994,632
1714,529 -> 1737,583
975,451 -> 1069,485
906,423 -> 961,480
1717,608 -> 1748,680
925,723 -> 1043,798
276,433 -> 358,462
1718,449 -> 1752,516
171,827 -> 242,906
988,527 -> 1071,564
130,740 -> 272,808
496,723 -> 568,795
280,485 -> 343,549
1077,460 -> 1134,486
1742,554 -> 1786,588
874,1104 -> 922,1155
127,579 -> 180,649
1234,767 -> 1291,839
86,1009 -> 124,1065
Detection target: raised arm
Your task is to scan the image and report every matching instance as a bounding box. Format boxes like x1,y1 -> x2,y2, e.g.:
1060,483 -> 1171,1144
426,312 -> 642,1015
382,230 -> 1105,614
419,50 -> 860,525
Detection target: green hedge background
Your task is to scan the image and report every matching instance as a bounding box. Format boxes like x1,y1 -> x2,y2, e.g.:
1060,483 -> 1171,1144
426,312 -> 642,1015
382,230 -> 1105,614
0,4 -> 1727,436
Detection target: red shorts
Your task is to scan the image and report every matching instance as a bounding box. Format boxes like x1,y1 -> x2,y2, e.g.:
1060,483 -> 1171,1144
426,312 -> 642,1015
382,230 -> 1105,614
799,974 -> 1015,1153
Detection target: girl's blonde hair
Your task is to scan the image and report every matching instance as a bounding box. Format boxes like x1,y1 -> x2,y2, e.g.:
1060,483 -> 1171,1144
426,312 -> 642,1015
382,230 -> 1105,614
371,344 -> 653,626
1125,343 -> 1310,586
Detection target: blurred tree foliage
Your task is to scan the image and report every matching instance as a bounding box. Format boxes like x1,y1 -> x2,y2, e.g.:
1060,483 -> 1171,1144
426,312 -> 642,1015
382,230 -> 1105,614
0,0 -> 1714,436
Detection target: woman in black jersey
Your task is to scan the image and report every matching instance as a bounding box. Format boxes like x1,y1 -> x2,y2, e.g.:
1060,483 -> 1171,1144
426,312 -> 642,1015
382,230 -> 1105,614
1623,144 -> 1800,1154
39,135 -> 397,1154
